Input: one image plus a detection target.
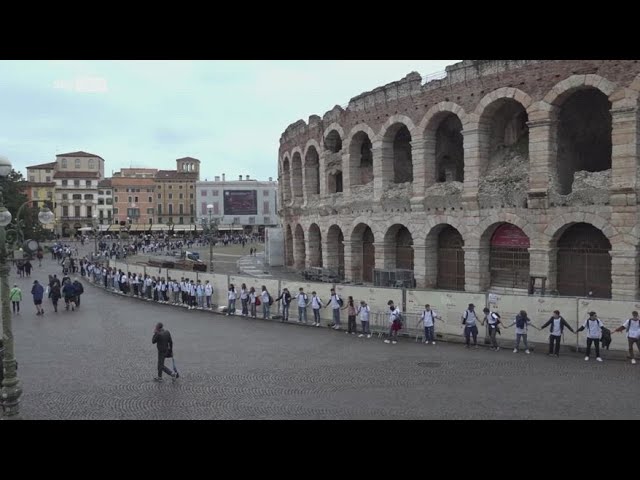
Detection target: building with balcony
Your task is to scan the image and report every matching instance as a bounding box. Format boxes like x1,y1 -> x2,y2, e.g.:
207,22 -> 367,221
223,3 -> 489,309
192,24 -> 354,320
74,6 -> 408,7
25,161 -> 56,208
97,178 -> 113,228
111,168 -> 157,230
154,157 -> 199,232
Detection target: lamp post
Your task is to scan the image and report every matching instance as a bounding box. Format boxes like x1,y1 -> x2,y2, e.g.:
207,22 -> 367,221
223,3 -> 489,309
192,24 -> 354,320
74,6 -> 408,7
92,214 -> 99,256
0,155 -> 55,419
207,204 -> 214,272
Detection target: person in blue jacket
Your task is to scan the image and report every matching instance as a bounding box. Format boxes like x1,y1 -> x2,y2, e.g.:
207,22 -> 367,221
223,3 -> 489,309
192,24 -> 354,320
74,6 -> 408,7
31,280 -> 45,316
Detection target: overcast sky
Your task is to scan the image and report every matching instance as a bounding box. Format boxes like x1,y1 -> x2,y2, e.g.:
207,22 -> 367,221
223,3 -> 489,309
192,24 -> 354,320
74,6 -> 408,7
0,60 -> 459,181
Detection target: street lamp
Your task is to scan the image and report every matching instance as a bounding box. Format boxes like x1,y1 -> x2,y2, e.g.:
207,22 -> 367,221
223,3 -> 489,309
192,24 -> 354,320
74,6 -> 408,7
92,214 -> 99,255
206,204 -> 214,272
0,155 -> 55,419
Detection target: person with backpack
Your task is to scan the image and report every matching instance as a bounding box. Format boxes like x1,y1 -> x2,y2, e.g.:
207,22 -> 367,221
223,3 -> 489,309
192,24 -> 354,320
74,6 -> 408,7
505,310 -> 537,354
577,311 -> 604,362
384,300 -> 402,344
461,303 -> 480,348
9,284 -> 22,315
417,304 -> 442,345
357,300 -> 371,338
49,281 -> 61,313
261,285 -> 272,319
275,288 -> 292,322
62,279 -> 76,311
294,287 -> 310,323
344,296 -> 357,334
72,278 -> 84,308
31,280 -> 45,316
612,310 -> 640,364
249,286 -> 258,318
310,291 -> 323,327
325,288 -> 343,330
480,307 -> 502,351
539,310 -> 576,357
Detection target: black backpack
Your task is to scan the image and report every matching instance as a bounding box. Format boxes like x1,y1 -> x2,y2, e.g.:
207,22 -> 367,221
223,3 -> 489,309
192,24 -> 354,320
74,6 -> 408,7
337,296 -> 344,307
268,294 -> 274,306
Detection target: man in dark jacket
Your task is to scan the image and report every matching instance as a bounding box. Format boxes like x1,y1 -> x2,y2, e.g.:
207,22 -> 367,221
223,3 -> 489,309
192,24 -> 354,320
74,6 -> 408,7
31,280 -> 45,316
152,322 -> 177,382
72,278 -> 84,308
540,310 -> 576,357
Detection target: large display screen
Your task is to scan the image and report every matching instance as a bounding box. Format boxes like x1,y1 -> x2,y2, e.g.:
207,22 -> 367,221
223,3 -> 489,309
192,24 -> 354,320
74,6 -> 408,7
223,190 -> 257,215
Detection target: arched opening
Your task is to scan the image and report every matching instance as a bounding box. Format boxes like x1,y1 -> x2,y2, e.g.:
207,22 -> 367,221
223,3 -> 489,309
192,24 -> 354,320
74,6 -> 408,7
388,125 -> 413,184
291,152 -> 303,198
349,131 -> 373,186
308,223 -> 322,267
384,224 -> 414,272
556,223 -> 611,298
328,171 -> 343,193
478,98 -> 529,208
324,130 -> 342,153
327,225 -> 345,279
436,226 -> 465,290
351,223 -> 375,283
294,224 -> 305,268
282,158 -> 291,203
304,146 -> 320,196
285,225 -> 294,267
435,114 -> 464,183
556,89 -> 612,195
62,223 -> 70,237
488,223 -> 530,290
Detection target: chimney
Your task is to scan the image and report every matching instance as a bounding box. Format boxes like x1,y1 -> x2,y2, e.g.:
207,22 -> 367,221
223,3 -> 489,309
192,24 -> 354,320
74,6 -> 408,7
214,176 -> 220,182
246,175 -> 250,180
222,173 -> 225,182
269,177 -> 273,182
239,175 -> 243,181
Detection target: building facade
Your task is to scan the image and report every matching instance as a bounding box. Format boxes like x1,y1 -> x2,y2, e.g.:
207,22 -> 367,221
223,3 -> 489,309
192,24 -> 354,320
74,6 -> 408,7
53,151 -> 104,236
196,174 -> 278,233
111,168 -> 157,228
97,178 -> 113,228
25,161 -> 56,208
154,157 -> 199,230
278,60 -> 640,301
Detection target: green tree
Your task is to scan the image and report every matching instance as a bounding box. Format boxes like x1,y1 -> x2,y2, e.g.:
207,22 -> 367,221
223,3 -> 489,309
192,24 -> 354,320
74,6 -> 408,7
0,170 -> 50,242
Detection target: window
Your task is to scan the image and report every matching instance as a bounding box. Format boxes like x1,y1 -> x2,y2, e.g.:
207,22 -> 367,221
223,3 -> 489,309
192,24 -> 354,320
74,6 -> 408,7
213,202 -> 219,214
135,189 -> 140,193
158,217 -> 162,224
46,176 -> 51,182
147,188 -> 152,193
179,204 -> 184,214
168,204 -> 173,215
106,190 -> 111,195
99,210 -> 104,219
190,217 -> 194,223
98,199 -> 104,205
86,206 -> 92,218
86,180 -> 92,186
201,190 -> 207,197
263,190 -> 269,196
62,180 -> 68,186
212,190 -> 219,196
190,193 -> 193,199
264,216 -> 271,224
263,201 -> 270,214
107,211 -> 112,219
106,198 -> 112,205
190,204 -> 194,215
113,208 -> 119,215
47,191 -> 53,199
62,194 -> 69,200
61,159 -> 67,168
72,194 -> 82,200
147,208 -> 154,215
179,217 -> 184,224
128,196 -> 132,203
62,206 -> 69,217
157,193 -> 161,199
201,203 -> 207,214
157,204 -> 162,215
233,217 -> 240,224
29,176 -> 35,182
84,194 -> 94,200
114,196 -> 119,203
98,190 -> 104,195
88,159 -> 95,169
75,159 -> 81,169
249,217 -> 255,224
74,180 -> 80,187
114,189 -> 118,192
148,196 -> 152,202
179,185 -> 183,189
46,169 -> 51,173
74,206 -> 81,217
168,193 -> 173,199
190,185 -> 193,189
127,208 -> 140,218
134,196 -> 139,203
179,193 -> 183,199
168,185 -> 172,189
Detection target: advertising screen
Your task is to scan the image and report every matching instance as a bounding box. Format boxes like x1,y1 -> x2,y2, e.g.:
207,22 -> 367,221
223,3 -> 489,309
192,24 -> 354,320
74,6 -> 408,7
223,190 -> 257,215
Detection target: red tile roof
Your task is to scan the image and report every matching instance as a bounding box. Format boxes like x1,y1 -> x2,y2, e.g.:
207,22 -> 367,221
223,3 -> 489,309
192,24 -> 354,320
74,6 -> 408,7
98,178 -> 112,187
56,151 -> 104,159
155,170 -> 199,180
53,171 -> 101,179
26,161 -> 57,170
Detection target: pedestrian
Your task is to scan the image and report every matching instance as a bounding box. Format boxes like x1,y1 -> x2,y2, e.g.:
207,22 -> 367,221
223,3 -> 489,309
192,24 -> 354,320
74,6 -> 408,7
72,278 -> 84,308
310,291 -> 323,327
49,281 -> 61,313
196,280 -> 204,308
613,311 -> 640,365
325,288 -> 343,329
36,248 -> 43,267
295,287 -> 309,323
577,311 -> 604,362
261,286 -> 271,319
344,296 -> 357,334
9,284 -> 22,315
461,303 -> 480,348
239,283 -> 248,315
151,322 -> 177,382
227,284 -> 237,315
275,287 -> 292,322
384,300 -> 402,344
539,310 -> 575,357
205,280 -> 213,309
417,304 -> 442,345
357,300 -> 371,338
62,279 -> 76,311
249,287 -> 258,318
31,280 -> 45,315
481,307 -> 502,351
505,310 -> 537,354
24,259 -> 32,277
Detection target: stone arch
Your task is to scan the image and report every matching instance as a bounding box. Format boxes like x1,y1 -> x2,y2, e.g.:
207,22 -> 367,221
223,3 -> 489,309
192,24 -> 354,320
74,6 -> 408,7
285,224 -> 294,267
291,151 -> 303,199
324,126 -> 344,194
304,144 -> 320,197
382,223 -> 415,280
543,74 -> 617,106
281,156 -> 291,203
323,123 -> 345,148
350,222 -> 376,283
294,224 -> 305,269
348,129 -> 374,187
544,213 -> 618,245
324,127 -> 344,153
425,223 -> 465,291
380,116 -> 415,185
308,223 -> 322,268
420,104 -> 466,186
326,224 -> 345,278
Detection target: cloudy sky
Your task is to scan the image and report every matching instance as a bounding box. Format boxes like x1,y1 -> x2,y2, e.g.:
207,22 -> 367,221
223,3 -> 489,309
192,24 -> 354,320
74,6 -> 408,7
0,60 -> 459,181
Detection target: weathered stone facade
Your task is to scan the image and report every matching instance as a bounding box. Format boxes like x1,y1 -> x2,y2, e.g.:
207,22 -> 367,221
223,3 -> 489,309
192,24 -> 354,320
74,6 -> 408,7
278,60 -> 640,301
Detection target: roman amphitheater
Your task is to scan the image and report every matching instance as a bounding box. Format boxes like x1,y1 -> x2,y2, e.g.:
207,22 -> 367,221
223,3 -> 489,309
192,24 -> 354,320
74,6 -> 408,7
277,60 -> 640,300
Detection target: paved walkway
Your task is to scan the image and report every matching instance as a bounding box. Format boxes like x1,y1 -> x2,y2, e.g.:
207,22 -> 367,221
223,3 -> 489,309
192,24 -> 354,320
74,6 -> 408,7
236,252 -> 272,278
7,253 -> 640,419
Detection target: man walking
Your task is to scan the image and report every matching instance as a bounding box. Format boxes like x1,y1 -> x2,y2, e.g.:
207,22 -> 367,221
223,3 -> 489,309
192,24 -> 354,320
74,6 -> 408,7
613,310 -> 640,364
461,303 -> 480,348
31,280 -> 45,316
152,322 -> 177,382
481,307 -> 502,351
9,284 -> 22,315
539,310 -> 575,357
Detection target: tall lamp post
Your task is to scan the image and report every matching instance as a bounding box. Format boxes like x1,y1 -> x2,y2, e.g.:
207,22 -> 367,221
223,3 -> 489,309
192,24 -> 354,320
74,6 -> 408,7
92,214 -> 99,256
206,204 -> 214,272
0,155 -> 55,419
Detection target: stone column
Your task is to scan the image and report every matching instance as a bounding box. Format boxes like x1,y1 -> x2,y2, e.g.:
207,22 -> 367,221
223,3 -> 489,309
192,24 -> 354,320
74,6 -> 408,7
341,152 -> 352,196
611,248 -> 639,300
610,105 -> 639,206
342,240 -> 357,283
412,243 -> 427,288
372,140 -> 389,200
528,243 -> 553,294
424,232 -> 439,289
527,113 -> 558,209
319,152 -> 328,197
373,241 -> 394,270
461,127 -> 487,210
463,243 -> 490,292
293,232 -> 305,270
410,139 -> 427,211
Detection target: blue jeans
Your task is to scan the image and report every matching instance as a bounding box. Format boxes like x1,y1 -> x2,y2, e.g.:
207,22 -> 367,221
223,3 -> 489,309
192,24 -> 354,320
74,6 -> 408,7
313,309 -> 320,323
263,303 -> 270,319
332,308 -> 340,325
464,325 -> 479,346
227,299 -> 236,314
282,304 -> 290,320
424,326 -> 435,342
298,306 -> 307,322
361,321 -> 370,334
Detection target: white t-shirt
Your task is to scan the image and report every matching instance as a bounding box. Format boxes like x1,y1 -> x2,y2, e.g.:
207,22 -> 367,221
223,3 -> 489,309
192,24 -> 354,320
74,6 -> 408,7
550,317 -> 563,336
330,294 -> 341,309
296,293 -> 308,307
463,310 -> 479,328
582,318 -> 603,339
311,296 -> 322,309
358,305 -> 370,322
623,318 -> 640,339
228,290 -> 236,301
205,284 -> 213,296
421,309 -> 436,327
514,315 -> 529,335
261,291 -> 270,304
389,307 -> 401,324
